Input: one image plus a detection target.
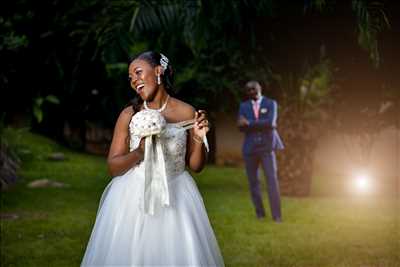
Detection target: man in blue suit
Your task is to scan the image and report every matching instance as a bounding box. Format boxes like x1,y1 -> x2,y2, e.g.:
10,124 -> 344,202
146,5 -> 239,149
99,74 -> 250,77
237,80 -> 284,222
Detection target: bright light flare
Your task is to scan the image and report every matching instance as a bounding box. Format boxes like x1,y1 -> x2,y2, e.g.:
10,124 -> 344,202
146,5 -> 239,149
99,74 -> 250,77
352,171 -> 373,193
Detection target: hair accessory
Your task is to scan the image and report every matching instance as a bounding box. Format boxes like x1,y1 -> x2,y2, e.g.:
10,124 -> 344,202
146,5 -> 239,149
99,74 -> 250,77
160,53 -> 169,72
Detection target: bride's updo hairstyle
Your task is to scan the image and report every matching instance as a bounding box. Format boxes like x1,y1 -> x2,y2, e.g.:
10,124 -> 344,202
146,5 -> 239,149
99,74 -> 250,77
130,51 -> 174,113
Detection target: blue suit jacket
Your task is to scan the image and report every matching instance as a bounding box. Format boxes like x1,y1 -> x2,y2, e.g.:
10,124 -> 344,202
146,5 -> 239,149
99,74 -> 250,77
238,96 -> 284,155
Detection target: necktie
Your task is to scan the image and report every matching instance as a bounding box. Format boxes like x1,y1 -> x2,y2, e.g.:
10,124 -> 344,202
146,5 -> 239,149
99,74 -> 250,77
253,101 -> 260,120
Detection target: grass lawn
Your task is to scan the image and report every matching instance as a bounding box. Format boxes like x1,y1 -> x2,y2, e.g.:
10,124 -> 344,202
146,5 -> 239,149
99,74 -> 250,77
1,128 -> 399,267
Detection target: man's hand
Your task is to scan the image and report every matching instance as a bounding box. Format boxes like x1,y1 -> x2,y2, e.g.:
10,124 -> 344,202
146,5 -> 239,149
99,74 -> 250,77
238,116 -> 249,127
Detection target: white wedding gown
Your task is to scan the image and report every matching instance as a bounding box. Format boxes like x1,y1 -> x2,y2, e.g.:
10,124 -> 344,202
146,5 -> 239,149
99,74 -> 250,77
81,122 -> 224,267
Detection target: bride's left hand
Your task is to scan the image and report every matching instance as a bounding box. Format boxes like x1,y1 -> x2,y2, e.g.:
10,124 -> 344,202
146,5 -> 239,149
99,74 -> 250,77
193,110 -> 210,138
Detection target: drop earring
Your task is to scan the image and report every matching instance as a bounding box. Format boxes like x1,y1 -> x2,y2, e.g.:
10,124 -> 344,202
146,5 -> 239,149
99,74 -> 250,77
157,75 -> 161,85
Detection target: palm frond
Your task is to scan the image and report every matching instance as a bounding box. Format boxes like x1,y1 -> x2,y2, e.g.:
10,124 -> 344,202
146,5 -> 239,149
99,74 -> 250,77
351,0 -> 390,67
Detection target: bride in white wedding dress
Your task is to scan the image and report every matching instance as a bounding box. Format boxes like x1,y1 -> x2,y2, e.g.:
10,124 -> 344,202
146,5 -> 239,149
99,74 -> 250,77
81,51 -> 224,267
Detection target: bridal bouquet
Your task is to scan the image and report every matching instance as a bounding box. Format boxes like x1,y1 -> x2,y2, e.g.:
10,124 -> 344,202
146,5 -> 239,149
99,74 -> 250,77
129,109 -> 166,151
128,109 -> 169,215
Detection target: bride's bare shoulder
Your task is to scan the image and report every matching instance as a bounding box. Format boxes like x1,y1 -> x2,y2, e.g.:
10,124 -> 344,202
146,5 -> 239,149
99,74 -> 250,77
170,98 -> 195,121
116,106 -> 135,126
121,105 -> 135,116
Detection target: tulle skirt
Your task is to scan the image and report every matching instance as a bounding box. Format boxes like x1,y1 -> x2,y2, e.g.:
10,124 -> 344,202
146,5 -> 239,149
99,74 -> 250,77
81,167 -> 224,267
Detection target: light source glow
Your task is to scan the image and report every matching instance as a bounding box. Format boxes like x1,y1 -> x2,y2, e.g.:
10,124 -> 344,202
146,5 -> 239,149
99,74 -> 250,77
352,171 -> 372,193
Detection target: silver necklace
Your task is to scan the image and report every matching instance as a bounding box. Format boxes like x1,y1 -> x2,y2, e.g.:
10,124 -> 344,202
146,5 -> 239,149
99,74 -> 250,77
144,95 -> 170,112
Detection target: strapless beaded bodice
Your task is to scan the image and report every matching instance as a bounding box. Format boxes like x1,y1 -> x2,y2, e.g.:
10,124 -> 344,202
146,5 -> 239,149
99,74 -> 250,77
158,123 -> 187,178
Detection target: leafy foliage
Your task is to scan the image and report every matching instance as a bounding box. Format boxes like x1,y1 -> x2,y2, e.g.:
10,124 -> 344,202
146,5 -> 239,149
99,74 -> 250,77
32,95 -> 60,123
0,0 -> 394,195
1,0 -> 391,119
351,0 -> 390,67
0,116 -> 20,189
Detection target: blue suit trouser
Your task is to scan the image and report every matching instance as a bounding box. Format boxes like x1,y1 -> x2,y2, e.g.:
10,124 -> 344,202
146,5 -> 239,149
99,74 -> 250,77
243,150 -> 281,219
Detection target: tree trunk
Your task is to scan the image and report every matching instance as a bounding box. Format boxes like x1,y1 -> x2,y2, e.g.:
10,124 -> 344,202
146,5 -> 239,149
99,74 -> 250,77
277,108 -> 320,196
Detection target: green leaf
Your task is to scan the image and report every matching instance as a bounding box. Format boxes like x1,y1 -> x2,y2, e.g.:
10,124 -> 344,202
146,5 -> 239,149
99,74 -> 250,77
175,66 -> 195,86
45,95 -> 60,104
35,97 -> 44,107
33,106 -> 43,123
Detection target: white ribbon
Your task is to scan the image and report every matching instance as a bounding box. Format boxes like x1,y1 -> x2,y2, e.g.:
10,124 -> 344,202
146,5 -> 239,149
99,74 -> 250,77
138,119 -> 209,216
142,135 -> 169,215
175,119 -> 209,152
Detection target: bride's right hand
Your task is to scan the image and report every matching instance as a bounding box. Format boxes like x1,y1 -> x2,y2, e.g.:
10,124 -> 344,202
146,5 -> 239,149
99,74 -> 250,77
136,138 -> 145,160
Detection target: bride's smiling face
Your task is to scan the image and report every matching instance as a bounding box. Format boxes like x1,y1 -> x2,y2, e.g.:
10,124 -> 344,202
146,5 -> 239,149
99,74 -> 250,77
129,59 -> 158,101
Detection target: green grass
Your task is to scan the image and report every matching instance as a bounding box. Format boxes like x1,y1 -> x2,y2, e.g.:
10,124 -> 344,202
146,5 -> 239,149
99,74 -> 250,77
1,128 -> 399,267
